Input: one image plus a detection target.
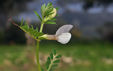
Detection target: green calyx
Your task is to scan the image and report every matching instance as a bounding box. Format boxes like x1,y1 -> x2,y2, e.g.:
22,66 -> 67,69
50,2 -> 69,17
38,34 -> 47,40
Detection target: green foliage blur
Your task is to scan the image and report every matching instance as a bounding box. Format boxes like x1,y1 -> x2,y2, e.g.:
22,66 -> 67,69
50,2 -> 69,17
0,41 -> 113,71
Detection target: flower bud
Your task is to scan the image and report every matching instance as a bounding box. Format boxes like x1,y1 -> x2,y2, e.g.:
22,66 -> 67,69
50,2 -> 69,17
50,8 -> 57,18
44,8 -> 57,22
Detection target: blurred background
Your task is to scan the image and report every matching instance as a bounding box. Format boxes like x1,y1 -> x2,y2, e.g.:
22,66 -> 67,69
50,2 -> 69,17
0,0 -> 113,71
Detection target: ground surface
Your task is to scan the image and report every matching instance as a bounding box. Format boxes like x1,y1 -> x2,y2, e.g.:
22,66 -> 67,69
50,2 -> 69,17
0,41 -> 113,71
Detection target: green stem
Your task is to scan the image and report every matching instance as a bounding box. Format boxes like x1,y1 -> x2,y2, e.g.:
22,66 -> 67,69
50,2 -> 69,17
39,23 -> 44,32
36,41 -> 41,71
39,16 -> 44,33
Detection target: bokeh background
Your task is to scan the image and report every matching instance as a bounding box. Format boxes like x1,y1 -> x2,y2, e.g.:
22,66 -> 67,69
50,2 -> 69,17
0,0 -> 113,71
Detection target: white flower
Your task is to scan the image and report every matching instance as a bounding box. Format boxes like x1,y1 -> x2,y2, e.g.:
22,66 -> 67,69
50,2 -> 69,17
41,25 -> 73,44
56,33 -> 71,44
55,25 -> 73,44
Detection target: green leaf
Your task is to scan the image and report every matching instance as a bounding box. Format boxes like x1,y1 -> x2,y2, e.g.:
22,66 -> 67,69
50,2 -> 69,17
24,28 -> 34,31
24,20 -> 29,28
44,3 -> 54,17
21,18 -> 23,26
55,7 -> 60,11
46,3 -> 50,8
45,12 -> 54,17
47,2 -> 52,8
55,55 -> 62,58
34,11 -> 42,21
41,68 -> 44,71
56,14 -> 58,17
46,61 -> 50,70
41,3 -> 46,15
47,57 -> 51,61
33,32 -> 43,37
29,31 -> 38,35
49,68 -> 55,71
49,18 -> 57,21
31,25 -> 33,29
53,60 -> 60,63
47,57 -> 51,64
21,25 -> 28,29
35,27 -> 38,32
50,2 -> 52,5
46,21 -> 56,24
50,53 -> 53,60
21,25 -> 43,38
55,7 -> 60,10
53,49 -> 56,55
44,7 -> 53,16
51,64 -> 58,67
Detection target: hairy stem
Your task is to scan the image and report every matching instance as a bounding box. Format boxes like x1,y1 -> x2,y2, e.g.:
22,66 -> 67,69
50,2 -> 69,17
36,41 -> 41,71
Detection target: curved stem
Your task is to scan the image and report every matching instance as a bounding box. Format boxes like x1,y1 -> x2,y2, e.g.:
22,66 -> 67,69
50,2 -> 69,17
36,41 -> 41,71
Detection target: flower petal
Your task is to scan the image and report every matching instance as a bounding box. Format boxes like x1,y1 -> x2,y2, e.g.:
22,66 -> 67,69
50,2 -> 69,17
56,33 -> 71,44
55,25 -> 73,36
